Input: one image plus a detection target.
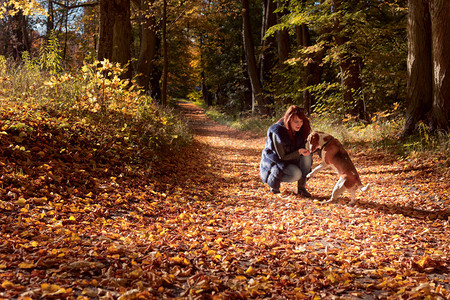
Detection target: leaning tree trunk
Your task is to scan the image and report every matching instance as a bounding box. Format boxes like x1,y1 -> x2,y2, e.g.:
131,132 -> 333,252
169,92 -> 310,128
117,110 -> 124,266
401,0 -> 433,136
242,0 -> 270,115
429,0 -> 450,132
136,0 -> 158,91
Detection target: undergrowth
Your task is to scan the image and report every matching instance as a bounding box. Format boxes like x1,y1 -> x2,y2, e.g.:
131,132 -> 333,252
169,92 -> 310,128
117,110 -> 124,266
0,55 -> 192,164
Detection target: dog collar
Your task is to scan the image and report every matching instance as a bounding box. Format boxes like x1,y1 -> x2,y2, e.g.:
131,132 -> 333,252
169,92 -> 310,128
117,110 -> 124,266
312,136 -> 334,154
321,136 -> 334,150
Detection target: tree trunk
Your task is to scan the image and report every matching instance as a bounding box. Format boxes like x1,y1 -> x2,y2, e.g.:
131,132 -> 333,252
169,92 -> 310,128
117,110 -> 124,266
275,0 -> 291,105
97,0 -> 114,61
332,0 -> 365,120
259,0 -> 276,86
276,1 -> 290,64
10,11 -> 30,60
201,71 -> 213,106
401,0 -> 433,136
161,0 -> 168,105
150,66 -> 162,102
340,55 -> 364,119
135,0 -> 158,91
429,0 -> 450,132
46,0 -> 54,37
242,0 -> 269,115
21,14 -> 30,54
112,0 -> 132,79
297,23 -> 323,115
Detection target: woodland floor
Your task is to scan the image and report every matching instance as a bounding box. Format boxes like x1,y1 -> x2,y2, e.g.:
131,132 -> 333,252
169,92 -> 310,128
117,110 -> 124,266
0,100 -> 449,299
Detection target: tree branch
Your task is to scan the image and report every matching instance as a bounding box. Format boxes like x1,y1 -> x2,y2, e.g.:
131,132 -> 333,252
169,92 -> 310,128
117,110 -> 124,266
52,1 -> 99,10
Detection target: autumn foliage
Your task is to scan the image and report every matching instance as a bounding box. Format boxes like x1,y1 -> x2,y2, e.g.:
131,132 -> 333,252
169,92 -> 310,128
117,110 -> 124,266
0,95 -> 449,299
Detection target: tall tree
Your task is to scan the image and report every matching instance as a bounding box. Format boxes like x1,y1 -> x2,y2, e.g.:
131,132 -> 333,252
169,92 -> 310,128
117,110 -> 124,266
242,0 -> 270,115
97,0 -> 114,61
112,0 -> 132,78
161,0 -> 168,105
331,0 -> 365,120
429,0 -> 449,132
274,0 -> 291,105
97,0 -> 132,79
135,0 -> 158,91
11,11 -> 31,59
296,21 -> 323,115
46,0 -> 54,36
259,0 -> 276,87
402,0 -> 449,135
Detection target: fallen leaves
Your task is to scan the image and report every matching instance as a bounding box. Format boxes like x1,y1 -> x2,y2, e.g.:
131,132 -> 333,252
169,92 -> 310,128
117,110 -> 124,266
0,101 -> 449,299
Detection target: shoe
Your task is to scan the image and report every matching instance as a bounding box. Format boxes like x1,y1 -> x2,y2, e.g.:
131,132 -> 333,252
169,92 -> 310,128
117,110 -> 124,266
297,187 -> 311,198
297,177 -> 311,198
270,188 -> 280,194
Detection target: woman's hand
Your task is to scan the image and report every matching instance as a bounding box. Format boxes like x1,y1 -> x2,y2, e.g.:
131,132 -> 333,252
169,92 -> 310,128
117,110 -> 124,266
298,148 -> 310,156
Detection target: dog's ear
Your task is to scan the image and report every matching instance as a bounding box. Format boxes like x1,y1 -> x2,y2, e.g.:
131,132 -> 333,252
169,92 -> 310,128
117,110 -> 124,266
308,132 -> 319,152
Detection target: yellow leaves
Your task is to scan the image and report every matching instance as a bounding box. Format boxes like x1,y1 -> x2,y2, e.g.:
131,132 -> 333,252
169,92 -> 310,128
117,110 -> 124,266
18,262 -> 35,269
169,256 -> 190,266
245,266 -> 255,275
416,255 -> 431,269
41,283 -> 71,297
14,197 -> 27,206
0,0 -> 46,19
2,280 -> 15,289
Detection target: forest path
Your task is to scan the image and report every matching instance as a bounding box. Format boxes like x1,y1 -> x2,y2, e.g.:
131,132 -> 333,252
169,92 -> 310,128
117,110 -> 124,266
177,100 -> 449,216
173,100 -> 449,298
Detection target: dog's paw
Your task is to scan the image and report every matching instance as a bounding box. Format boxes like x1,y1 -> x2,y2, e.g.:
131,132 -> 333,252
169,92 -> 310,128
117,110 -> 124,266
348,200 -> 357,206
321,198 -> 334,205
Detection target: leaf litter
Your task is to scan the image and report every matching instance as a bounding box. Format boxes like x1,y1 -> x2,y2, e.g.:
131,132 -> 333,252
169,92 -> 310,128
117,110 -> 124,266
0,101 -> 448,299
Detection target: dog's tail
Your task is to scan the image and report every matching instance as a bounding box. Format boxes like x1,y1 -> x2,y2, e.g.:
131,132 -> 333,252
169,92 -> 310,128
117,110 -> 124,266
360,183 -> 370,192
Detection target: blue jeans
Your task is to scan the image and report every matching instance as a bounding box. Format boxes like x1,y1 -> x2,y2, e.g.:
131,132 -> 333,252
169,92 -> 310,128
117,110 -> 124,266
281,154 -> 313,182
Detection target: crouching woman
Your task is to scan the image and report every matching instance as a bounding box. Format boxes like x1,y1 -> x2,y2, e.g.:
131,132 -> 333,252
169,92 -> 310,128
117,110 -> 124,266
260,105 -> 312,196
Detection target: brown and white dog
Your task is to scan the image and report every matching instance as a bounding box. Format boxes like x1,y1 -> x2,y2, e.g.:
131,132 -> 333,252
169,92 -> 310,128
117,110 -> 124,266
306,131 -> 369,205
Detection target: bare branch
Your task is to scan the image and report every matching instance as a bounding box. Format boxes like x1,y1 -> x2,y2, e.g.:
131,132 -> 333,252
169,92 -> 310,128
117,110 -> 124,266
52,1 -> 99,10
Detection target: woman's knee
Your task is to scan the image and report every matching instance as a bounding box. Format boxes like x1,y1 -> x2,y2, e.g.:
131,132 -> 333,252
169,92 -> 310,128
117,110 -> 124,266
283,165 -> 302,182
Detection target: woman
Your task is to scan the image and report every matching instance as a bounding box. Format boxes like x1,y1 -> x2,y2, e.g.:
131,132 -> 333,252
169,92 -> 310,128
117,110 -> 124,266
260,105 -> 313,196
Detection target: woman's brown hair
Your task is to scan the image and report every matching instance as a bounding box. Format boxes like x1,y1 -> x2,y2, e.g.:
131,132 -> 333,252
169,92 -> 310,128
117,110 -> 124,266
282,105 -> 311,141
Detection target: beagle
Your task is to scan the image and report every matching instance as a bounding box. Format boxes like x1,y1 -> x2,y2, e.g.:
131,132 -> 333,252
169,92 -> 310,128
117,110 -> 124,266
306,131 -> 369,205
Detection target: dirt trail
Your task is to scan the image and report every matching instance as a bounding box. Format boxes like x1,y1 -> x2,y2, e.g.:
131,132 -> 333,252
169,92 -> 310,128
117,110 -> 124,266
174,101 -> 449,298
177,101 -> 449,216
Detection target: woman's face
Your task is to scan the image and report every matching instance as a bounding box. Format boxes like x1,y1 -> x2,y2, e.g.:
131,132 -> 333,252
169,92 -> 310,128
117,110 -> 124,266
289,115 -> 303,132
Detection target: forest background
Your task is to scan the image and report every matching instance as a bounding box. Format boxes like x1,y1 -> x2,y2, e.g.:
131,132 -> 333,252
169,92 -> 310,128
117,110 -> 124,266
1,0 -> 449,137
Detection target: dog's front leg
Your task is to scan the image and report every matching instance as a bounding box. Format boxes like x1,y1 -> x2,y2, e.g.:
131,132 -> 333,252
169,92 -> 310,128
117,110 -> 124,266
306,163 -> 328,178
